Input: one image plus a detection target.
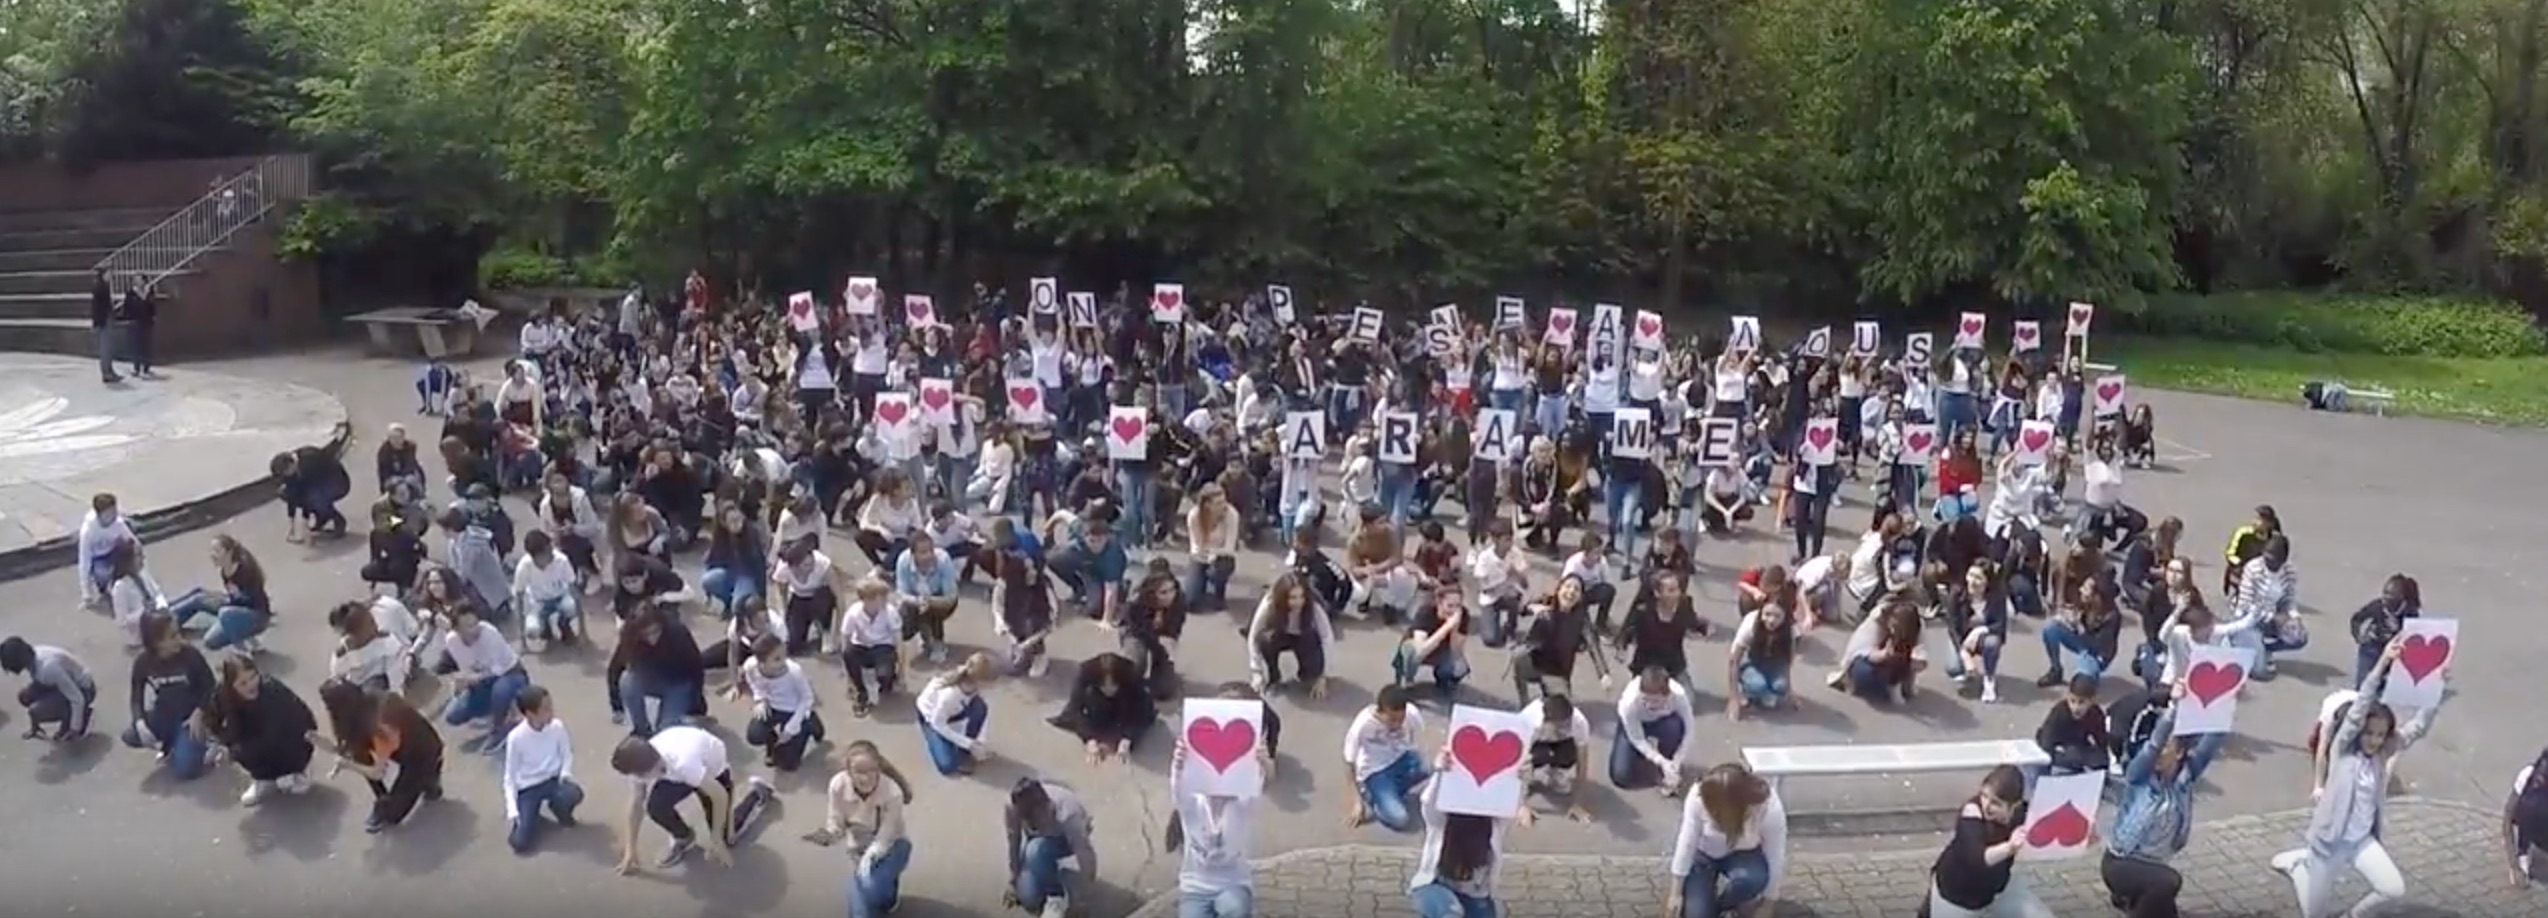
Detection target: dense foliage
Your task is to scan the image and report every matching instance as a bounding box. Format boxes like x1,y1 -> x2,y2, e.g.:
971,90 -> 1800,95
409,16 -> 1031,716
9,0 -> 2548,316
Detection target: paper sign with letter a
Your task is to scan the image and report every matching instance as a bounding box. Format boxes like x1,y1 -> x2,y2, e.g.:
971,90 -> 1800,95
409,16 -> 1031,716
1350,306 -> 1385,344
1542,307 -> 1578,347
1266,284 -> 1296,324
1695,418 -> 1740,467
1797,417 -> 1839,466
1150,283 -> 1186,323
1066,291 -> 1098,329
1728,315 -> 1761,353
2380,618 -> 2458,710
2011,419 -> 2056,467
1905,332 -> 1935,365
787,291 -> 820,332
1494,295 -> 1526,330
1609,408 -> 1653,460
1473,409 -> 1517,462
844,276 -> 880,316
1282,411 -> 1327,460
1004,377 -> 1047,425
1851,320 -> 1881,356
917,377 -> 956,426
1178,698 -> 1265,798
1953,311 -> 1987,350
1801,326 -> 1831,359
872,392 -> 915,435
1632,310 -> 1665,351
2019,771 -> 2104,861
2174,645 -> 2246,736
1377,412 -> 1421,465
903,294 -> 937,328
2013,320 -> 2043,353
1589,303 -> 1624,362
2067,301 -> 2096,337
1896,423 -> 1937,467
1439,704 -> 1530,818
1106,407 -> 1149,461
2093,375 -> 2128,418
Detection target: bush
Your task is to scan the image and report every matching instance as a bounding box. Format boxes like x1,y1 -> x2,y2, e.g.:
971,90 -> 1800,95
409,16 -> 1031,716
477,247 -> 630,290
2112,292 -> 2548,359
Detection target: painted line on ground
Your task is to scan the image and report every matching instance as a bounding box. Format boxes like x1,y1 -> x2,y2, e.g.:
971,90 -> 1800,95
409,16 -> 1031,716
2157,435 -> 2213,463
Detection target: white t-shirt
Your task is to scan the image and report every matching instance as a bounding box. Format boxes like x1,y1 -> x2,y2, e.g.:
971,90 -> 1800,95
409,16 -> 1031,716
643,726 -> 730,788
2082,459 -> 2124,509
1793,555 -> 1834,594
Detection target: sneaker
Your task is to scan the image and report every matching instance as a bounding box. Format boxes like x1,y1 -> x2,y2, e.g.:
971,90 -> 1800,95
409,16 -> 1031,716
656,838 -> 698,868
524,631 -> 549,653
610,710 -> 627,727
1040,893 -> 1069,918
1028,655 -> 1049,679
2269,849 -> 2304,874
1823,671 -> 1846,690
927,644 -> 949,665
2035,670 -> 2065,689
241,780 -> 275,807
1979,680 -> 2000,704
279,773 -> 313,794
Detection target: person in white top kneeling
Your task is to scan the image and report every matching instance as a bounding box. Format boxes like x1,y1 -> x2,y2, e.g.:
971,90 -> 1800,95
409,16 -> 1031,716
1666,762 -> 1789,918
608,724 -> 774,872
807,740 -> 917,918
500,685 -> 583,854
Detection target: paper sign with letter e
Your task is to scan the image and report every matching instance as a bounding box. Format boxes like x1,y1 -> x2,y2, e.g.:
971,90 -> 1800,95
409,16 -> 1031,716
1851,320 -> 1881,356
1106,407 -> 1149,461
1377,412 -> 1422,465
1728,316 -> 1762,353
1797,417 -> 1839,466
1151,283 -> 1186,323
1351,306 -> 1385,344
787,291 -> 820,332
1282,411 -> 1327,460
1896,423 -> 1938,467
1953,311 -> 1987,350
1267,284 -> 1296,323
1542,308 -> 1578,347
1029,277 -> 1060,314
2380,618 -> 2458,710
1632,310 -> 1666,351
1439,705 -> 1530,818
1905,332 -> 1935,364
2018,771 -> 2105,861
1609,408 -> 1654,460
2173,645 -> 2247,736
844,277 -> 880,316
1004,378 -> 1047,425
2012,320 -> 2043,353
1801,326 -> 1831,359
917,378 -> 956,426
903,294 -> 937,328
1494,295 -> 1526,330
2093,375 -> 2128,418
872,392 -> 915,435
2011,419 -> 2056,467
2067,301 -> 2096,337
1178,698 -> 1266,798
1695,418 -> 1740,467
1066,292 -> 1098,328
1473,410 -> 1517,462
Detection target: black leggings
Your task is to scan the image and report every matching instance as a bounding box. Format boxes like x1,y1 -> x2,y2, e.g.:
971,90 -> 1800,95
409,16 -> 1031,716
645,770 -> 764,844
1254,632 -> 1326,684
744,709 -> 824,771
2100,852 -> 2182,918
368,754 -> 443,826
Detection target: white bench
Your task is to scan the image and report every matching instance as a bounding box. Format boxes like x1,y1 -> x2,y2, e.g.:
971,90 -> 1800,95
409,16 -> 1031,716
1743,739 -> 2051,795
2083,361 -> 2119,374
2350,387 -> 2395,416
349,305 -> 495,360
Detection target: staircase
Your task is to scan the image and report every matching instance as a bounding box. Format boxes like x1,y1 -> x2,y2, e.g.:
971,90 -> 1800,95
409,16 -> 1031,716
0,155 -> 312,355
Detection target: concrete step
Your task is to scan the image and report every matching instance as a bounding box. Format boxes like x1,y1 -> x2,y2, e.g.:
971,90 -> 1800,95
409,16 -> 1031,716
0,227 -> 141,254
0,317 -> 98,356
0,207 -> 170,235
0,292 -> 90,322
0,271 -> 96,297
0,248 -> 118,273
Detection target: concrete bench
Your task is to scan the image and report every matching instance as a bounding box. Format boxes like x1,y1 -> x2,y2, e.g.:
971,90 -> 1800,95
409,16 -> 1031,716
349,307 -> 483,359
2351,387 -> 2396,416
1742,739 -> 2050,795
2083,361 -> 2119,374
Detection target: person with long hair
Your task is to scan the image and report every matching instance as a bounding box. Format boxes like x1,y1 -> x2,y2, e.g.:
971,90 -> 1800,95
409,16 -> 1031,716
1666,762 -> 1789,918
914,653 -> 995,776
2101,686 -> 2197,918
1926,764 -> 2053,916
1406,743 -> 1519,918
100,540 -> 159,650
1165,724 -> 1268,918
121,610 -> 214,779
1393,588 -> 1471,699
607,725 -> 774,872
1939,561 -> 2010,704
808,741 -> 918,918
1829,602 -> 1925,704
611,603 -> 708,736
500,685 -> 583,854
314,678 -> 445,833
2270,639 -> 2448,917
206,655 -> 317,806
1724,588 -> 1797,719
1185,484 -> 1240,611
2504,745 -> 2548,889
1049,651 -> 1155,765
165,535 -> 273,653
1248,572 -> 1334,698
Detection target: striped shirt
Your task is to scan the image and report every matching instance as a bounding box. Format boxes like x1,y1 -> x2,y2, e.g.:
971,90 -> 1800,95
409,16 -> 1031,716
2236,557 -> 2297,621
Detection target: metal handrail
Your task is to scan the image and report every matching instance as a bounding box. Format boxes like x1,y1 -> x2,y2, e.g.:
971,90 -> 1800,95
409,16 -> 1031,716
92,155 -> 311,288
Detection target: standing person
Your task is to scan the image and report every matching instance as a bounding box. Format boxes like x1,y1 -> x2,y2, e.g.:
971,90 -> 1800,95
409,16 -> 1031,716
609,726 -> 774,872
2,637 -> 93,741
90,267 -> 120,384
2269,640 -> 2447,917
2102,689 -> 2196,918
119,281 -> 158,378
808,741 -> 917,918
1665,762 -> 1789,918
1004,777 -> 1102,918
122,611 -> 215,780
1407,747 -> 1518,918
206,656 -> 318,806
500,685 -> 585,855
1925,765 -> 2054,917
314,678 -> 446,833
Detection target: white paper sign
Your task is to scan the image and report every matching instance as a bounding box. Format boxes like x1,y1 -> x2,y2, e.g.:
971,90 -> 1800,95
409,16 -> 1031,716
1631,310 -> 1665,351
903,294 -> 937,328
844,277 -> 880,316
1151,283 -> 1187,323
872,392 -> 916,436
2380,618 -> 2459,710
1029,277 -> 1060,314
1351,306 -> 1385,344
1004,378 -> 1047,425
1424,323 -> 1459,358
1896,423 -> 1937,466
2093,375 -> 2128,418
1282,411 -> 1327,460
2018,771 -> 2105,861
1797,417 -> 1838,466
1439,705 -> 1530,818
1494,295 -> 1526,330
2067,301 -> 2096,337
1728,315 -> 1761,353
2173,645 -> 2247,736
1801,326 -> 1830,359
1106,406 -> 1150,460
2012,320 -> 2043,353
1589,303 -> 1624,362
1177,698 -> 1266,798
2010,419 -> 2056,467
1953,311 -> 1987,350
1609,407 -> 1653,460
1851,320 -> 1881,356
1377,412 -> 1421,465
1474,409 -> 1517,462
1267,284 -> 1296,324
787,291 -> 820,332
1905,332 -> 1935,365
1695,418 -> 1740,467
1543,308 -> 1578,347
917,377 -> 956,426
1430,304 -> 1462,332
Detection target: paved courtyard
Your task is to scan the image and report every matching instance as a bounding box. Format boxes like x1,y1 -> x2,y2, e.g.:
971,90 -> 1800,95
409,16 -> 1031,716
0,345 -> 2539,918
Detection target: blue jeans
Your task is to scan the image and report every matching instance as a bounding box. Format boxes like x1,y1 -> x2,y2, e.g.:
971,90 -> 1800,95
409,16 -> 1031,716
921,695 -> 988,775
1678,847 -> 1772,918
1737,659 -> 1791,708
444,666 -> 531,731
1116,467 -> 1156,549
617,669 -> 701,737
1358,751 -> 1429,832
2039,620 -> 2108,681
95,326 -> 118,377
1605,476 -> 1643,555
2353,642 -> 2385,689
849,837 -> 915,918
508,776 -> 585,853
1938,391 -> 1978,441
936,454 -> 976,510
701,566 -> 764,615
1532,390 -> 1567,437
1393,642 -> 1472,691
1186,557 -> 1235,610
1013,835 -> 1075,913
1328,385 -> 1367,436
120,719 -> 211,780
1609,714 -> 1688,789
1846,656 -> 1905,702
1379,465 -> 1418,529
521,595 -> 577,639
1489,388 -> 1524,412
1178,886 -> 1255,918
1409,882 -> 1500,918
168,589 -> 264,650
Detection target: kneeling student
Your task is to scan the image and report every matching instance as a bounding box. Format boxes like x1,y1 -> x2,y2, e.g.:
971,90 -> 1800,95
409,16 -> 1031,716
741,635 -> 825,770
610,725 -> 774,871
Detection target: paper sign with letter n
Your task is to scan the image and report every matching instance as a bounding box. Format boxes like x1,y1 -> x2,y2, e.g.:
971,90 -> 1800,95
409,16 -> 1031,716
1029,277 -> 1060,314
1151,283 -> 1187,323
2380,618 -> 2458,710
2093,375 -> 2128,418
1494,295 -> 1526,330
1905,332 -> 1935,364
1440,704 -> 1530,817
1543,307 -> 1578,347
903,294 -> 937,328
1798,417 -> 1838,466
1378,411 -> 1422,465
1609,407 -> 1653,459
2012,320 -> 2043,353
1473,409 -> 1517,462
844,276 -> 880,316
1632,310 -> 1665,351
2018,771 -> 2104,861
1801,326 -> 1831,359
1728,315 -> 1761,353
1430,304 -> 1463,332
2173,645 -> 2246,736
1851,320 -> 1881,356
917,377 -> 956,426
1178,698 -> 1265,798
1695,418 -> 1740,467
1267,284 -> 1296,323
787,291 -> 820,332
1896,423 -> 1937,466
1589,303 -> 1624,363
2011,419 -> 2056,467
1004,377 -> 1047,425
1066,292 -> 1098,329
1106,407 -> 1149,461
1351,306 -> 1385,344
2067,301 -> 2096,337
1953,311 -> 1987,350
1283,411 -> 1327,460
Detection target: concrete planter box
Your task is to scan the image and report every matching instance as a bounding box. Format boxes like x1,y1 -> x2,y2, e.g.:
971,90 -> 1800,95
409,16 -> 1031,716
486,287 -> 625,317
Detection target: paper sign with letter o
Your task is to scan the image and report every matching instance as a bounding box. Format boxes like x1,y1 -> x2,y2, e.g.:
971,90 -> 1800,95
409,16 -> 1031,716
1801,326 -> 1831,359
787,291 -> 820,332
1905,332 -> 1935,365
2380,618 -> 2458,710
1473,410 -> 1517,463
1851,320 -> 1881,356
2173,645 -> 2246,736
2012,320 -> 2043,353
1151,283 -> 1186,323
2019,771 -> 2105,861
1029,277 -> 1059,314
1439,705 -> 1530,817
2067,301 -> 2096,337
1896,423 -> 1937,467
903,294 -> 936,327
1282,411 -> 1327,460
1107,406 -> 1149,461
918,377 -> 955,426
1543,308 -> 1578,347
844,276 -> 880,316
2093,375 -> 2128,418
1177,698 -> 1265,798
1004,377 -> 1047,425
1953,311 -> 1987,350
1632,310 -> 1666,351
2011,419 -> 2056,467
1797,417 -> 1839,466
1066,291 -> 1099,329
1728,315 -> 1762,353
1494,295 -> 1526,330
1266,284 -> 1296,323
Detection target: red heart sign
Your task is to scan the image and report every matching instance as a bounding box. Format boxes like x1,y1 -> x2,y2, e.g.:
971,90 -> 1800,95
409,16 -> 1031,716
920,387 -> 950,411
2186,660 -> 2245,706
789,299 -> 812,319
906,299 -> 931,322
2096,381 -> 2124,404
1905,430 -> 1935,454
1155,289 -> 1183,311
2070,303 -> 2093,326
2397,634 -> 2452,682
1009,385 -> 1040,410
1959,315 -> 1984,336
2016,324 -> 2039,344
874,400 -> 909,426
1184,717 -> 1257,773
1548,313 -> 1574,334
2019,427 -> 2052,454
1804,424 -> 1835,452
2024,802 -> 2091,848
1449,725 -> 1524,786
1110,415 -> 1145,444
849,281 -> 875,300
1636,315 -> 1661,338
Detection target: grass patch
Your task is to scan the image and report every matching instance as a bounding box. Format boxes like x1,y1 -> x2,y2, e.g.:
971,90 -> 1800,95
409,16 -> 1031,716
2091,335 -> 2548,426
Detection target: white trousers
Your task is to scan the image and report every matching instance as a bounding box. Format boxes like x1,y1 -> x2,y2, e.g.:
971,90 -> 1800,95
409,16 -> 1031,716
2286,839 -> 2405,918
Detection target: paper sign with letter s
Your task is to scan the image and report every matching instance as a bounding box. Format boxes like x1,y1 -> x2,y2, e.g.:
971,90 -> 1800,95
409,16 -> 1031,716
1905,332 -> 1935,364
2011,419 -> 2056,467
1439,705 -> 1530,817
1178,698 -> 1266,798
2173,645 -> 2246,736
1106,406 -> 1149,460
2018,771 -> 2104,861
2380,618 -> 2458,710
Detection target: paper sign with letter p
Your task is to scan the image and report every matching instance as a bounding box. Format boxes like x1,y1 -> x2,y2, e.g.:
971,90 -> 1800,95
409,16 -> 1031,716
1632,310 -> 1665,351
2380,618 -> 2458,710
1728,315 -> 1761,353
1282,411 -> 1327,460
844,276 -> 880,315
2093,375 -> 2128,418
2011,419 -> 2056,467
1106,406 -> 1149,461
1030,277 -> 1060,314
1151,283 -> 1187,323
2013,320 -> 2043,353
1798,417 -> 1839,466
1266,284 -> 1296,323
787,291 -> 819,332
1178,698 -> 1265,798
1439,705 -> 1530,818
2173,645 -> 2246,736
1004,377 -> 1047,425
2019,771 -> 2104,861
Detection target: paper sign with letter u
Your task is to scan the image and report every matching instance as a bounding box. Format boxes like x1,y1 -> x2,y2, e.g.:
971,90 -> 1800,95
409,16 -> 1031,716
1851,320 -> 1881,355
2018,771 -> 2104,861
1177,698 -> 1265,798
1797,417 -> 1839,466
2379,618 -> 2458,710
1106,406 -> 1150,460
2173,645 -> 2246,736
1439,705 -> 1530,817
